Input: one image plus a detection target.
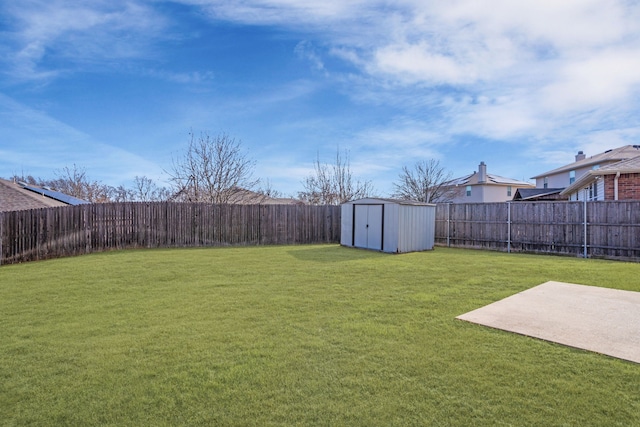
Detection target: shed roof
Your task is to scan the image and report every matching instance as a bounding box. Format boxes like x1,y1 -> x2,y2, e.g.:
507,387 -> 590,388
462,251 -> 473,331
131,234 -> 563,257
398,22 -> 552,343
345,197 -> 435,206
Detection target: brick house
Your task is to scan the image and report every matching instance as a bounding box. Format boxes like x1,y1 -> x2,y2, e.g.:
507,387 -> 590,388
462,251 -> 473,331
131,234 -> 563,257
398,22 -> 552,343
559,156 -> 640,201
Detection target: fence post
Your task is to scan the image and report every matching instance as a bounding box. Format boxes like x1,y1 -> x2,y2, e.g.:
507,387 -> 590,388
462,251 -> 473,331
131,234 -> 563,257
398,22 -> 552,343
446,203 -> 451,247
583,189 -> 588,258
0,211 -> 3,266
507,202 -> 511,253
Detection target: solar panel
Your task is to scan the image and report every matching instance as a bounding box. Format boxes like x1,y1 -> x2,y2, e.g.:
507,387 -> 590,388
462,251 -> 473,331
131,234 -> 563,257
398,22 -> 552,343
23,185 -> 90,206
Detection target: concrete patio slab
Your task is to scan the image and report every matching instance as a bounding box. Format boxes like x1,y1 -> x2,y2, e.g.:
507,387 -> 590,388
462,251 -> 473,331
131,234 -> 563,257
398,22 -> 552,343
457,281 -> 640,364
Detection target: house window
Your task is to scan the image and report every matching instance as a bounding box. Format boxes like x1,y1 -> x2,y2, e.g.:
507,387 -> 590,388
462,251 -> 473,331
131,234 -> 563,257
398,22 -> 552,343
543,177 -> 548,189
466,185 -> 471,197
588,182 -> 599,200
569,170 -> 575,184
507,186 -> 512,196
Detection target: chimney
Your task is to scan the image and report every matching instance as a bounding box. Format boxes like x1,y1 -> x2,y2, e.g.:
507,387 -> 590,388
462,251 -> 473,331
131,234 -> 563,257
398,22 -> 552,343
575,150 -> 586,161
478,161 -> 487,183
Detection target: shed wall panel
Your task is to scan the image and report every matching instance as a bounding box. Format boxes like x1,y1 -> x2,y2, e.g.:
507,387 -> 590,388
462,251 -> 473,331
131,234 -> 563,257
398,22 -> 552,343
340,204 -> 353,246
397,205 -> 435,253
383,203 -> 399,253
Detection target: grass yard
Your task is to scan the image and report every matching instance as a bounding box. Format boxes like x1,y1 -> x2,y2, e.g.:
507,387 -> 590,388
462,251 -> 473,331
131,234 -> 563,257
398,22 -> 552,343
1,245 -> 639,426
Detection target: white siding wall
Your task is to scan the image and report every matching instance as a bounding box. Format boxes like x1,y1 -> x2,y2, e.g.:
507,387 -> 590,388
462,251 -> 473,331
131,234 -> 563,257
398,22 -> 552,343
450,184 -> 531,203
568,179 -> 605,201
536,165 -> 606,189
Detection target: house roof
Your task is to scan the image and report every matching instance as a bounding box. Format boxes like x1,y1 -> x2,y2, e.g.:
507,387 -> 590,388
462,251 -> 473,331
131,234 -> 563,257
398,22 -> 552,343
560,155 -> 640,196
532,145 -> 640,179
512,188 -> 566,201
447,172 -> 534,187
0,179 -> 89,212
227,188 -> 305,205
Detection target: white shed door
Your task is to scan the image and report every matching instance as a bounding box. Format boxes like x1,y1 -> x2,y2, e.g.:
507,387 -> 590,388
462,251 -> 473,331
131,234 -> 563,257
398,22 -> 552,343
353,204 -> 383,250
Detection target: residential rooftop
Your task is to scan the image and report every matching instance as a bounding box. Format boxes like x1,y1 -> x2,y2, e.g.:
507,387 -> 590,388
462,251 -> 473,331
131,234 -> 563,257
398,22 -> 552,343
0,179 -> 89,212
532,145 -> 640,179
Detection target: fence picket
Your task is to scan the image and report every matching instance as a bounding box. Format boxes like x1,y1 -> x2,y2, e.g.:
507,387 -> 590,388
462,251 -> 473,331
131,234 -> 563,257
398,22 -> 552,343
434,201 -> 640,260
0,202 -> 342,264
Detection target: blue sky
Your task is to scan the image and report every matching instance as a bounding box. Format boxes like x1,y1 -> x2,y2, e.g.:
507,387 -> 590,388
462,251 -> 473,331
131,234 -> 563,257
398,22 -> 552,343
2,0 -> 640,197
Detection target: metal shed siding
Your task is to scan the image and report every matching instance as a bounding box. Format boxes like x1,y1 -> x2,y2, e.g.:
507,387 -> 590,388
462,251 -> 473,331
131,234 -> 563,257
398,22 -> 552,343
341,198 -> 435,253
383,202 -> 399,253
397,205 -> 435,253
340,203 -> 354,246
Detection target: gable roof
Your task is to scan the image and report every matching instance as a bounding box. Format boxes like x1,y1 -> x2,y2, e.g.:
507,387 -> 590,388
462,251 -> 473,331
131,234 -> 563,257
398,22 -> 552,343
560,155 -> 640,196
532,145 -> 640,179
447,172 -> 534,187
0,179 -> 89,212
512,188 -> 567,201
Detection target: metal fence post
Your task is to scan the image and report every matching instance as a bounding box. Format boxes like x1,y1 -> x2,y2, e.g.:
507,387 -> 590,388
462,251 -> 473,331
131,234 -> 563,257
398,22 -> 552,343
507,202 -> 511,253
447,203 -> 451,247
583,189 -> 588,258
0,211 -> 3,266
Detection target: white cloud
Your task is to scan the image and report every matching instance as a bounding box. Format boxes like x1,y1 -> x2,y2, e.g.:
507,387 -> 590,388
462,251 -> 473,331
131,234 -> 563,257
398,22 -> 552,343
3,0 -> 640,190
372,43 -> 473,85
541,50 -> 640,113
294,41 -> 326,73
176,0 -> 640,154
179,0 -> 373,25
1,0 -> 167,81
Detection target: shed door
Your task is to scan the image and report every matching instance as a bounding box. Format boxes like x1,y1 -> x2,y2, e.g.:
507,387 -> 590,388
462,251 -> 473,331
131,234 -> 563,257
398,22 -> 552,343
353,204 -> 383,250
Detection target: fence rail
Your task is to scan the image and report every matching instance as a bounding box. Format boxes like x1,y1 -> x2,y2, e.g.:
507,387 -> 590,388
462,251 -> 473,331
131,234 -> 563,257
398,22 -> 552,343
435,201 -> 640,260
0,203 -> 341,265
3,200 -> 640,265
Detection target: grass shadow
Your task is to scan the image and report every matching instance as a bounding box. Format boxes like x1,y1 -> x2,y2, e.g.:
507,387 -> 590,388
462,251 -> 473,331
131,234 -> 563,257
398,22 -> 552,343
286,244 -> 388,263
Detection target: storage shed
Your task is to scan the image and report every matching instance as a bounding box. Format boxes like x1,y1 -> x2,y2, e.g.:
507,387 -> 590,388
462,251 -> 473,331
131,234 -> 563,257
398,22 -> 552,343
340,198 -> 436,253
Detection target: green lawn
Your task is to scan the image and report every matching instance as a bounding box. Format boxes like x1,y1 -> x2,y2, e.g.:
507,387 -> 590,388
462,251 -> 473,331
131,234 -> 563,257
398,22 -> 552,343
1,245 -> 639,426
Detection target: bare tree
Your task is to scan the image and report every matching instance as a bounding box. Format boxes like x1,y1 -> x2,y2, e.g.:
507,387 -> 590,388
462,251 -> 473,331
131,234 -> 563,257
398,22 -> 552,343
130,176 -> 170,202
298,149 -> 374,205
167,131 -> 259,203
392,159 -> 460,203
257,179 -> 283,199
9,174 -> 41,186
109,185 -> 133,202
48,164 -> 111,202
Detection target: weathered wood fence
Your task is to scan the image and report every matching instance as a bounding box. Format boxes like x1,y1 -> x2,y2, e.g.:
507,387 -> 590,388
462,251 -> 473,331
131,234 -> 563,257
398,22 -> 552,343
3,200 -> 640,265
435,201 -> 640,260
0,203 -> 341,265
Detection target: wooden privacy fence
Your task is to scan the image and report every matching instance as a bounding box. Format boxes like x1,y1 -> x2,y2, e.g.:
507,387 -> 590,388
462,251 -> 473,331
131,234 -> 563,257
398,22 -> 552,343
435,201 -> 640,260
0,202 -> 341,265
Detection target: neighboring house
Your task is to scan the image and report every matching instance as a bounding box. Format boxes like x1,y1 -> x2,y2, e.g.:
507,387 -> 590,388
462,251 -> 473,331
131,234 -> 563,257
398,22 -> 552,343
445,162 -> 535,203
0,179 -> 89,212
531,145 -> 640,190
560,155 -> 640,201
